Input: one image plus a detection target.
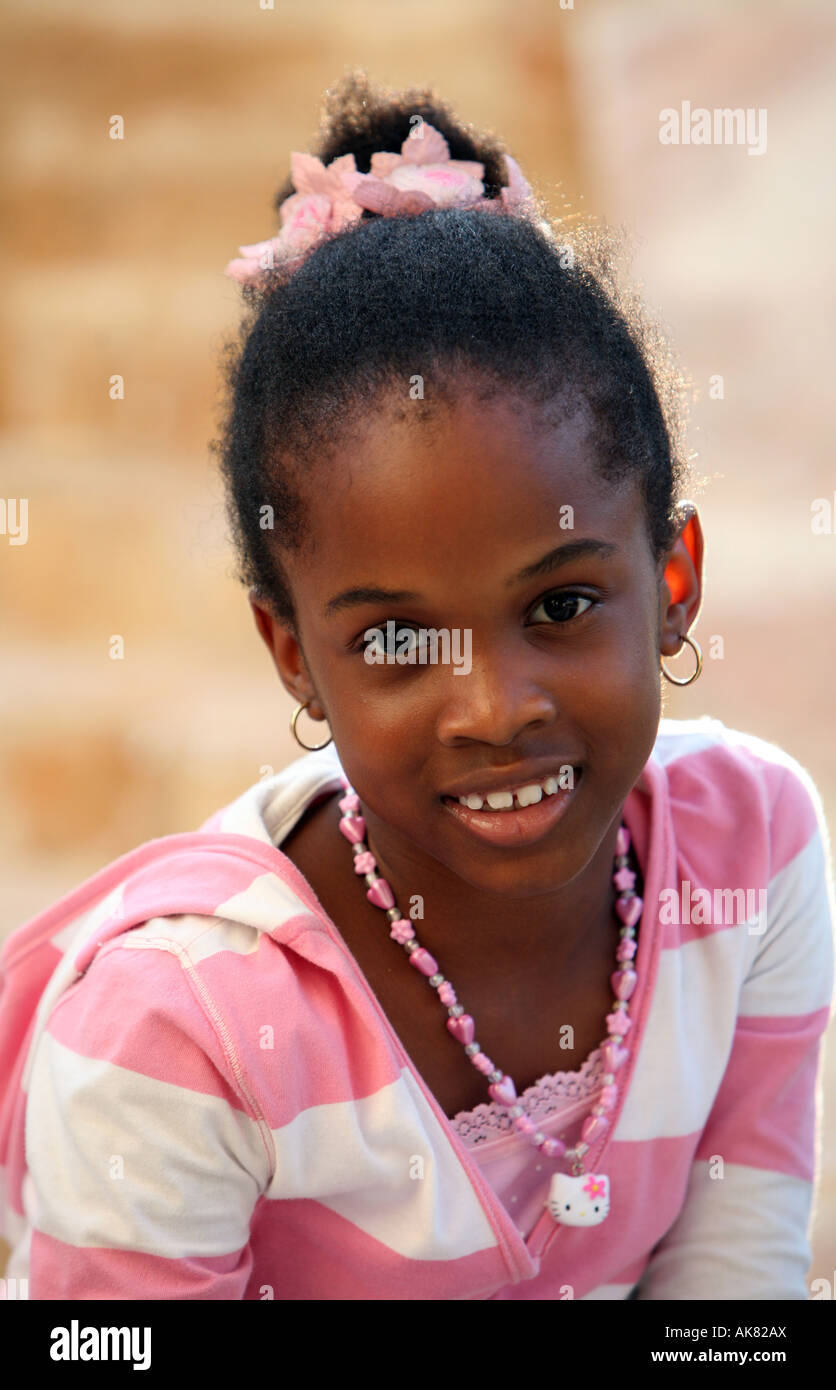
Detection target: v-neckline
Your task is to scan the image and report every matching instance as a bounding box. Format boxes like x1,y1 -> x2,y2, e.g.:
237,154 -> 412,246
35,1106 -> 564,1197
268,769 -> 666,1286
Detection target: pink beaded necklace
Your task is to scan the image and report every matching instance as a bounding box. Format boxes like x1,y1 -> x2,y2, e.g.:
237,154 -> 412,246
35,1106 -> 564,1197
336,774 -> 644,1228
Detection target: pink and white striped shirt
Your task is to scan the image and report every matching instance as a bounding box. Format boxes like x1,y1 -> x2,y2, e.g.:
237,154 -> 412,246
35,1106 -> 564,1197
1,715 -> 833,1299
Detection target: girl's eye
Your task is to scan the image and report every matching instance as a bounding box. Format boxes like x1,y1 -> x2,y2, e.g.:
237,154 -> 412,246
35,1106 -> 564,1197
528,592 -> 596,625
360,625 -> 426,659
353,593 -> 598,658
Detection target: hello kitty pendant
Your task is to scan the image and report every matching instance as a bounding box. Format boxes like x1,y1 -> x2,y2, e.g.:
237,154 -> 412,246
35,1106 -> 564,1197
547,1170 -> 610,1225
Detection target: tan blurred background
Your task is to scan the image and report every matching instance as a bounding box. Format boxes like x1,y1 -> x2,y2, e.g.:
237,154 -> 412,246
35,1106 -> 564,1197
1,0 -> 834,1289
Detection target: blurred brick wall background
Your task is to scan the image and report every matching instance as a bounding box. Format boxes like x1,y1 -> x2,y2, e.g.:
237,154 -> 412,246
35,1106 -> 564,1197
1,0 -> 834,1287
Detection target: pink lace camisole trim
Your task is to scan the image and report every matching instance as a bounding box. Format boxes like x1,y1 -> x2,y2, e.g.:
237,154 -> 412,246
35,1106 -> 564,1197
449,1047 -> 605,1146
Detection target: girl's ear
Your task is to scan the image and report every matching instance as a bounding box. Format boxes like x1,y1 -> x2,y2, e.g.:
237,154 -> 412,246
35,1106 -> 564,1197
658,501 -> 704,650
673,502 -> 704,599
247,589 -> 326,717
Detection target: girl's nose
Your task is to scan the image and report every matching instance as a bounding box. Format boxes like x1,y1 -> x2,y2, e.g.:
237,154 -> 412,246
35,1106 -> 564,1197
434,644 -> 558,746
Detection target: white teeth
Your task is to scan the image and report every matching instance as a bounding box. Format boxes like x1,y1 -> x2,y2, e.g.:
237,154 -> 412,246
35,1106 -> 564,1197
515,784 -> 543,808
454,770 -> 574,811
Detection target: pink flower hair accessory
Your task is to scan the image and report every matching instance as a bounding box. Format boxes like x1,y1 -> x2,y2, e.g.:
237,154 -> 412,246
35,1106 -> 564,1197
224,122 -> 536,284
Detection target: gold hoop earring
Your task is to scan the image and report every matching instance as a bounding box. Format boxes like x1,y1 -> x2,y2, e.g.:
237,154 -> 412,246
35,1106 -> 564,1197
290,700 -> 333,751
660,632 -> 702,687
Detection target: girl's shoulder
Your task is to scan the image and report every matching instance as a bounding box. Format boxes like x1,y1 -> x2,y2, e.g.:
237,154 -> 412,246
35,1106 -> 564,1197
654,712 -> 818,777
652,714 -> 828,846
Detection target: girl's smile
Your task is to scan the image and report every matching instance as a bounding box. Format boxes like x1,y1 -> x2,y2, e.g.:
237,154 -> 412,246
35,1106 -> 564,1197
440,765 -> 582,848
252,382 -> 701,974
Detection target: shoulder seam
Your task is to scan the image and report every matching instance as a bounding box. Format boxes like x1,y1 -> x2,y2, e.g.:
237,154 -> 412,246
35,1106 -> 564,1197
48,933 -> 278,1183
155,938 -> 276,1181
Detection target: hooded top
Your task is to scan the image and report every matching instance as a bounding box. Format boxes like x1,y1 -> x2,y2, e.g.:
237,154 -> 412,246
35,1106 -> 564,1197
1,714 -> 833,1301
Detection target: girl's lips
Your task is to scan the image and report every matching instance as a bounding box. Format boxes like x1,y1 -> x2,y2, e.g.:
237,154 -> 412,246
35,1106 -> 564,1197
440,769 -> 582,848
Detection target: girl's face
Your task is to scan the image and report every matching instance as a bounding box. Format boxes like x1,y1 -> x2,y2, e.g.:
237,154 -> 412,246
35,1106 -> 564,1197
253,386 -> 702,902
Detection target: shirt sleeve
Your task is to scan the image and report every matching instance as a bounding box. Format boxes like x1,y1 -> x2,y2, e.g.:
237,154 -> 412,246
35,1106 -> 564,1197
633,758 -> 836,1300
23,923 -> 273,1300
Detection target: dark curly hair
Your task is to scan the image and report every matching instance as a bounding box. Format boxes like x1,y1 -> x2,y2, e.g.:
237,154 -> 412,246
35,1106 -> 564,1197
213,69 -> 693,635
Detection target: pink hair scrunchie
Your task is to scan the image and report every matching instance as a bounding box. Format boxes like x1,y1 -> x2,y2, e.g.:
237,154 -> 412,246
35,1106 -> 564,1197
224,121 -> 537,284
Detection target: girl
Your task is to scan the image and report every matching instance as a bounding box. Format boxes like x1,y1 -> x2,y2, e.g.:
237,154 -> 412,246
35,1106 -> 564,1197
2,71 -> 833,1301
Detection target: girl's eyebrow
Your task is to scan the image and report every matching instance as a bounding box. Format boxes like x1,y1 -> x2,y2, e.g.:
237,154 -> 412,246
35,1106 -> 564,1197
513,538 -> 619,584
324,586 -> 419,617
323,539 -> 619,617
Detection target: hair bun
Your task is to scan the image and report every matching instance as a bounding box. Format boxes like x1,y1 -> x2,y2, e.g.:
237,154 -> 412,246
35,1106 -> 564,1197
273,67 -> 512,212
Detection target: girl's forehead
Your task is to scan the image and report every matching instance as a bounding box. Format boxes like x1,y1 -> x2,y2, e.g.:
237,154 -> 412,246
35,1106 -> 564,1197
305,391 -> 642,545
348,386 -> 592,470
285,394 -> 649,602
